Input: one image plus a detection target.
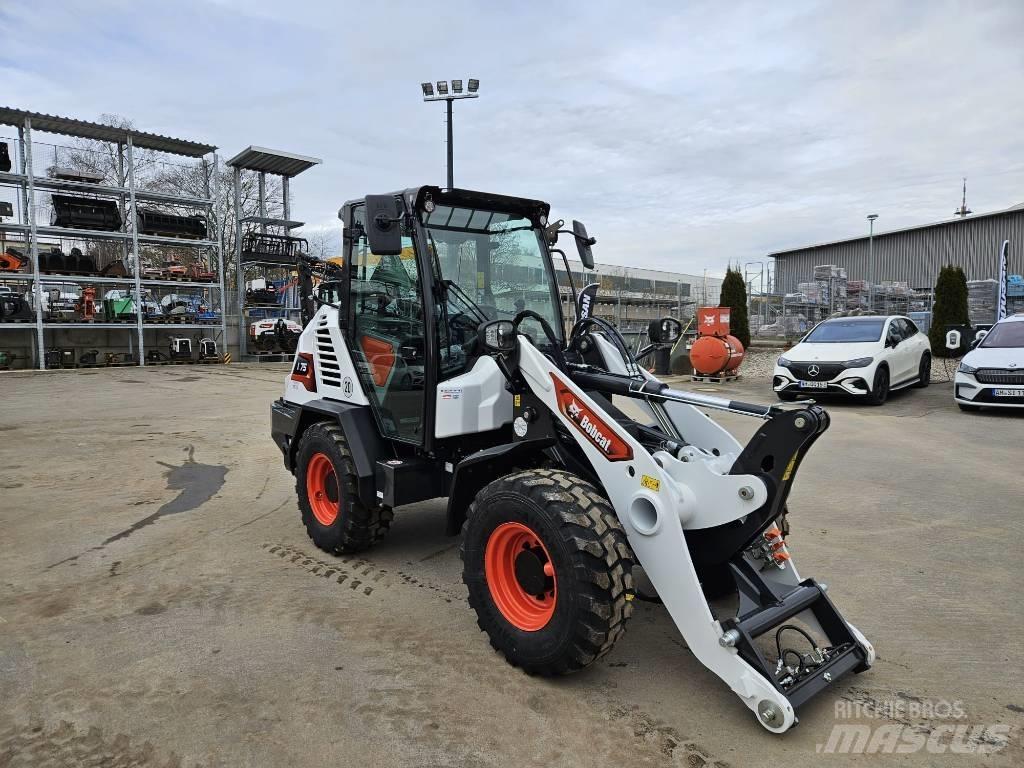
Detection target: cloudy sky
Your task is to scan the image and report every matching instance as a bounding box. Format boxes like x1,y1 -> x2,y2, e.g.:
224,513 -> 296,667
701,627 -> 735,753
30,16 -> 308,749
3,0 -> 1023,278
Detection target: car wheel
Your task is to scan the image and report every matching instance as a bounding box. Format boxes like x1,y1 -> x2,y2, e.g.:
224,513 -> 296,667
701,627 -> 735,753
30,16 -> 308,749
867,366 -> 889,405
914,353 -> 931,388
957,402 -> 981,412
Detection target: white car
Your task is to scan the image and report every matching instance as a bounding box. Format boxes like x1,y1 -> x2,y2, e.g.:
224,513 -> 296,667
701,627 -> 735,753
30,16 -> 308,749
773,315 -> 931,405
953,313 -> 1024,411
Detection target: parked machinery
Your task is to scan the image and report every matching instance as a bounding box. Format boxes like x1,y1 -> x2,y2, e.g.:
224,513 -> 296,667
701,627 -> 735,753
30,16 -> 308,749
168,337 -> 192,361
271,185 -> 874,734
249,317 -> 301,353
198,337 -> 219,362
690,306 -> 745,377
245,277 -> 279,305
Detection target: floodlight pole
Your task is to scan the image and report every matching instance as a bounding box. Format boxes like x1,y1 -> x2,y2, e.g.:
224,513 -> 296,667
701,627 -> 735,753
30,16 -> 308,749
422,80 -> 479,191
446,98 -> 454,190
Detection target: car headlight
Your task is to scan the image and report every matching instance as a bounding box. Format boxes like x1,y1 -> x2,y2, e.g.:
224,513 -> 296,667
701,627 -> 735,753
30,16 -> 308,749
958,362 -> 977,374
842,357 -> 874,368
777,356 -> 791,367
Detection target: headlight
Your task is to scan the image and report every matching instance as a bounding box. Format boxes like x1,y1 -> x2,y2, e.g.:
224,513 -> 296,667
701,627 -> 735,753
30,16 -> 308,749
958,362 -> 977,374
777,356 -> 791,367
842,357 -> 874,368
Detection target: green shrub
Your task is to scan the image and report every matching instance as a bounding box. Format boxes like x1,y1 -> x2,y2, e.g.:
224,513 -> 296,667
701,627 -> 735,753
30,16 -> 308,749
928,265 -> 969,357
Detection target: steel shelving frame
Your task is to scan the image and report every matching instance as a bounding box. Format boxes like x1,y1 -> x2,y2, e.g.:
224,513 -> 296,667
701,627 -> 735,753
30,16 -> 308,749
227,146 -> 321,363
0,107 -> 225,369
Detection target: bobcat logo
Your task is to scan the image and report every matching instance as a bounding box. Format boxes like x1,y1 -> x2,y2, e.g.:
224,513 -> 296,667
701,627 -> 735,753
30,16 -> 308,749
567,400 -> 582,419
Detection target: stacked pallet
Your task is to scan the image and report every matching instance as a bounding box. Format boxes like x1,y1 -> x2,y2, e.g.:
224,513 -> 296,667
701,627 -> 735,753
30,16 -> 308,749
968,279 -> 998,325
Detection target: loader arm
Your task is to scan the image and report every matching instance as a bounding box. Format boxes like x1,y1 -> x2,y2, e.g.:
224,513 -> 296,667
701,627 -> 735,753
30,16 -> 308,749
507,336 -> 874,733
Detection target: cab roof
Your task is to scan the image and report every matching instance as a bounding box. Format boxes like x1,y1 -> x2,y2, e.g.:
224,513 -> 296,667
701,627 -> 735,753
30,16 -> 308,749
339,186 -> 550,224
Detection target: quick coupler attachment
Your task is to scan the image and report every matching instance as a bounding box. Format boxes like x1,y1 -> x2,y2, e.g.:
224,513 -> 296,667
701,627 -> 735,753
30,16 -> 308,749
721,558 -> 872,713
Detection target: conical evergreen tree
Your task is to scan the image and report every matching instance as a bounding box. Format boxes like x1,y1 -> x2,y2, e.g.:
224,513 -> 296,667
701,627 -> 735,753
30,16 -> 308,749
719,267 -> 750,347
928,265 -> 969,356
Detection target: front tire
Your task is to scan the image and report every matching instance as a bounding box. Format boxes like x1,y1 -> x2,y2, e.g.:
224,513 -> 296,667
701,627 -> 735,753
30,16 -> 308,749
867,366 -> 889,405
461,469 -> 635,675
915,353 -> 931,388
295,422 -> 392,554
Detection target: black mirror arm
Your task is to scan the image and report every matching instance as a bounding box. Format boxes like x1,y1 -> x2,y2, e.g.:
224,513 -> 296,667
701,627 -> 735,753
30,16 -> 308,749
550,247 -> 578,309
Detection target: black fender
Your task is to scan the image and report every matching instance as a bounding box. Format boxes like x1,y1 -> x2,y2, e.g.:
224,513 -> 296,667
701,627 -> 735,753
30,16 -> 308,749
445,439 -> 553,535
271,397 -> 386,508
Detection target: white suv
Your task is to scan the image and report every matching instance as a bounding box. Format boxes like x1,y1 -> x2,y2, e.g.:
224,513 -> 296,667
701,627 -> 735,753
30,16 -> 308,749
954,313 -> 1024,411
773,315 -> 931,405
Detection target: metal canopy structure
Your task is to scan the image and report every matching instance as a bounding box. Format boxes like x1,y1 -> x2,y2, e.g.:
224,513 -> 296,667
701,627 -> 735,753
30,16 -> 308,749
0,106 -> 216,157
229,146 -> 320,362
226,146 -> 321,178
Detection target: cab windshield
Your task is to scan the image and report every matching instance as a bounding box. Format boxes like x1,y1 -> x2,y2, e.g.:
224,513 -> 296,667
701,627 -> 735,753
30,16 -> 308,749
423,205 -> 563,347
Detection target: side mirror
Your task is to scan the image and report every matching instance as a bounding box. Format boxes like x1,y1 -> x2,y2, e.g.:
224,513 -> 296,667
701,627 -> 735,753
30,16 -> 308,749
945,329 -> 961,351
648,316 -> 682,345
364,194 -> 403,256
478,319 -> 517,353
572,220 -> 595,270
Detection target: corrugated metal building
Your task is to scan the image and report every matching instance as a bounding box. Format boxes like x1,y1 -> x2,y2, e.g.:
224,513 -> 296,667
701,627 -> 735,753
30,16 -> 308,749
770,203 -> 1024,293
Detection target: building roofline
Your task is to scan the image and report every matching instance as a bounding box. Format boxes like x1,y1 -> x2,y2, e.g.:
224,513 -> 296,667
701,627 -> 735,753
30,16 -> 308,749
768,203 -> 1024,258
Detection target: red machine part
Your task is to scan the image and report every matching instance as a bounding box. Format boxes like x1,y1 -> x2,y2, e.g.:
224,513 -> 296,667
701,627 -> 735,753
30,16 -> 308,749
690,334 -> 745,375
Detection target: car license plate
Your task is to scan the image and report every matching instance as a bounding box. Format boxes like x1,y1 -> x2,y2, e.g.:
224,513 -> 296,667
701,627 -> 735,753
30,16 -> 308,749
993,389 -> 1019,397
798,380 -> 828,389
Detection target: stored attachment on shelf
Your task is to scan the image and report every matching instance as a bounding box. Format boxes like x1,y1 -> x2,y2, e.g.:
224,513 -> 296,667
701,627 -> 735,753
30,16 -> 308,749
245,277 -> 279,306
50,194 -> 122,232
241,232 -> 308,265
74,287 -> 98,321
137,210 -> 208,240
0,293 -> 33,321
0,141 -> 10,173
1,247 -> 27,273
79,349 -> 100,366
0,201 -> 13,218
50,167 -> 105,184
100,259 -> 129,278
0,350 -> 16,370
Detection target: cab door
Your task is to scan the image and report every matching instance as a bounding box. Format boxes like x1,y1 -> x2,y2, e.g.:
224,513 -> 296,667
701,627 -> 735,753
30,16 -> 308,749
346,204 -> 426,443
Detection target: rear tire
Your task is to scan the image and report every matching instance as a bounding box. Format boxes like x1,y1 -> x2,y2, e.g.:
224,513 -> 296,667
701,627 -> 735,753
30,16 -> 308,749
295,422 -> 392,554
461,469 -> 635,675
914,353 -> 931,388
867,366 -> 889,405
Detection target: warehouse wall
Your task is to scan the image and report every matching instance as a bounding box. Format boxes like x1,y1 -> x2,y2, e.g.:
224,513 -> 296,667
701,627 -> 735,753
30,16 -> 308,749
772,210 -> 1024,293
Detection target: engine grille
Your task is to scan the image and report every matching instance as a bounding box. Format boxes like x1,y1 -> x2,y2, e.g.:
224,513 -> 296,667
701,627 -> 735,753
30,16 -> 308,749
787,362 -> 845,380
315,316 -> 342,388
975,368 -> 1024,385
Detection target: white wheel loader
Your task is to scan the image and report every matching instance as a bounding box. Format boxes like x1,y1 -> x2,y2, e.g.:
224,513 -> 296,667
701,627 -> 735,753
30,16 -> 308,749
271,186 -> 874,733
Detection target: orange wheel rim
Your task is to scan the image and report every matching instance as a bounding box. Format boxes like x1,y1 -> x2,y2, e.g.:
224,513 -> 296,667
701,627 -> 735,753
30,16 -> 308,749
484,522 -> 557,631
306,452 -> 340,526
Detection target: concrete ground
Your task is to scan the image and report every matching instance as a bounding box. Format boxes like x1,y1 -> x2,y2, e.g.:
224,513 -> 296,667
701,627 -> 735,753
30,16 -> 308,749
0,363 -> 1021,767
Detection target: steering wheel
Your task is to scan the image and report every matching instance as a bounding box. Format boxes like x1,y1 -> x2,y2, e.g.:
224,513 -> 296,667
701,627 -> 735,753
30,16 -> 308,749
513,310 -> 567,370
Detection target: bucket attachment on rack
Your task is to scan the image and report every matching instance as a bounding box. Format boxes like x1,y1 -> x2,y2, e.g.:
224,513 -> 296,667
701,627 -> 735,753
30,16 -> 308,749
50,194 -> 122,231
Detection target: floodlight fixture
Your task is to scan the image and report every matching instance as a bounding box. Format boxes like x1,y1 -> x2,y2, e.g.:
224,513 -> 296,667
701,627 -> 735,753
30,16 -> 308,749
468,78 -> 480,93
452,79 -> 463,93
436,80 -> 449,95
421,82 -> 434,97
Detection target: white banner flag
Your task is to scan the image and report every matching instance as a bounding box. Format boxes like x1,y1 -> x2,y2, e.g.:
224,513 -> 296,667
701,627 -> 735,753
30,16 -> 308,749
997,239 -> 1009,321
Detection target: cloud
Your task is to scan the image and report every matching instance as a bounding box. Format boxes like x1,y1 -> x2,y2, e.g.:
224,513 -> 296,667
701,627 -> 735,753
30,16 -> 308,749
3,0 -> 1022,278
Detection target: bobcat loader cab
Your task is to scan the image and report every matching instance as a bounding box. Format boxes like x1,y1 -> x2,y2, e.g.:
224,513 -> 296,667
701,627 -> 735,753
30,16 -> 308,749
271,186 -> 874,733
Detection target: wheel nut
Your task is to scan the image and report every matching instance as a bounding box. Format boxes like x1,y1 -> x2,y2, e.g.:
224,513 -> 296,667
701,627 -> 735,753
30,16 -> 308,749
794,416 -> 807,429
738,486 -> 754,501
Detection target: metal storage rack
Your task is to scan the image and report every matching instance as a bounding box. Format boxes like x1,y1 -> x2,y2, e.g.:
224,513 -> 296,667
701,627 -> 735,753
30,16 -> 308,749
227,147 -> 321,362
0,107 -> 225,369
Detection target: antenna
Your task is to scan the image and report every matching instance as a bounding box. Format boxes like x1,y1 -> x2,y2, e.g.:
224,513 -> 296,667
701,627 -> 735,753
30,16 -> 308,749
954,177 -> 972,218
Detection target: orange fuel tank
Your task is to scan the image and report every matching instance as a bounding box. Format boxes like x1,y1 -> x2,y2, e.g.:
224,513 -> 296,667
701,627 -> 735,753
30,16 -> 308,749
690,334 -> 745,376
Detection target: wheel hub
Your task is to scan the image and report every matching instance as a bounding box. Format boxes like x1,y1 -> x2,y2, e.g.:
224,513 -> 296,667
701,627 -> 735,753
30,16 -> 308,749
514,546 -> 552,597
484,522 -> 557,631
